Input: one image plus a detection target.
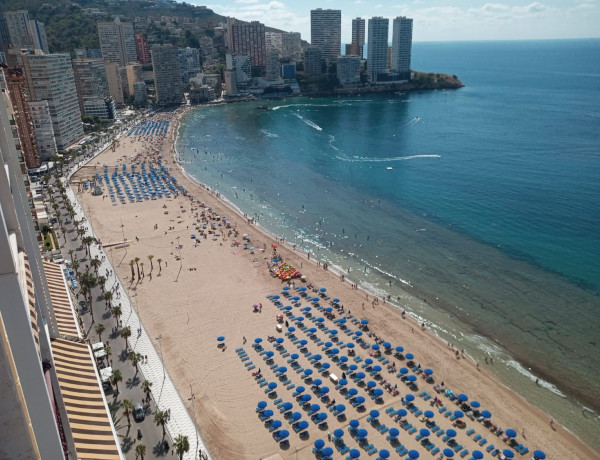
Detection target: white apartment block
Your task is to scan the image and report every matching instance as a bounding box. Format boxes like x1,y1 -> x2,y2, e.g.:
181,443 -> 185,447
98,17 -> 137,66
152,44 -> 183,106
391,16 -> 413,79
337,55 -> 361,85
29,100 -> 57,161
282,32 -> 302,62
367,17 -> 389,82
265,31 -> 283,55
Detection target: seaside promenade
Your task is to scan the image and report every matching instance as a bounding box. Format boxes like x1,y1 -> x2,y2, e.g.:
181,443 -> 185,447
64,118 -> 211,460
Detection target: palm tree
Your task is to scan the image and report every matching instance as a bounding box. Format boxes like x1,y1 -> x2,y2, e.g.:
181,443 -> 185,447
82,235 -> 95,257
111,304 -> 122,325
134,257 -> 141,279
173,434 -> 190,460
141,380 -> 153,402
104,291 -> 113,309
128,351 -> 142,376
77,227 -> 85,241
120,326 -> 132,350
135,443 -> 146,460
147,255 -> 154,273
110,369 -> 122,395
95,323 -> 106,341
90,257 -> 101,274
104,345 -> 112,366
122,399 -> 134,427
79,272 -> 97,322
97,275 -> 106,293
129,259 -> 135,280
154,409 -> 170,440
60,224 -> 67,243
68,248 -> 74,262
71,259 -> 80,276
157,258 -> 162,274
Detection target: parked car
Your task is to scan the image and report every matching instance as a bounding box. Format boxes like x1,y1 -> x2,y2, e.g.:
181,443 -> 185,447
133,404 -> 145,422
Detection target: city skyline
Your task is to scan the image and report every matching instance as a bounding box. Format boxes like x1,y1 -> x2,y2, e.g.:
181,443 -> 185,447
201,0 -> 600,43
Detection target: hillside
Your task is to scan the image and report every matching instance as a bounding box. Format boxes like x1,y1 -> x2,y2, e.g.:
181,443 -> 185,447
0,0 -> 226,53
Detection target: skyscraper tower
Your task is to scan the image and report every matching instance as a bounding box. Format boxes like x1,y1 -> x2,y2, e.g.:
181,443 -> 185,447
228,19 -> 266,76
310,9 -> 341,65
151,44 -> 183,106
391,16 -> 413,81
367,17 -> 389,82
351,18 -> 365,58
97,17 -> 137,66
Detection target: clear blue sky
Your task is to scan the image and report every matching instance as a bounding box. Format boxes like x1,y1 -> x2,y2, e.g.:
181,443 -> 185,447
193,0 -> 600,42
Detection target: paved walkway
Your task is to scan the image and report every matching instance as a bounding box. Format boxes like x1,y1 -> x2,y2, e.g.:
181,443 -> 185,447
64,124 -> 212,460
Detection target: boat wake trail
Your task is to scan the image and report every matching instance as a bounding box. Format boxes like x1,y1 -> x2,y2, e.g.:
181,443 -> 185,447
335,154 -> 441,163
260,129 -> 278,138
293,112 -> 323,131
273,103 -> 334,111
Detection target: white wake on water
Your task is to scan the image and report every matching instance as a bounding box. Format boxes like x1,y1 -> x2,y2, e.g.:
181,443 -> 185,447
293,112 -> 323,131
336,154 -> 441,162
260,129 -> 278,138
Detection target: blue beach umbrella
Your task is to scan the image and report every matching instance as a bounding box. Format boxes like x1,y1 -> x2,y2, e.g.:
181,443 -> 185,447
316,317 -> 325,323
472,451 -> 484,459
346,343 -> 355,349
355,396 -> 366,404
383,342 -> 392,348
454,410 -> 464,418
330,329 -> 338,336
334,428 -> 344,438
533,450 -> 546,459
405,394 -> 415,402
350,419 -> 360,428
322,362 -> 331,369
399,367 -> 409,375
320,288 -> 327,292
446,429 -> 457,438
257,401 -> 267,409
349,364 -> 358,371
389,428 -> 400,437
349,388 -> 358,396
365,358 -> 374,365
296,420 -> 309,430
325,341 -> 333,348
217,336 -> 225,342
304,369 -> 313,376
285,306 -> 292,311
314,439 -> 325,449
300,339 -> 308,346
355,331 -> 363,337
272,295 -> 280,299
458,393 -> 469,402
370,409 -> 380,418
481,410 -> 492,418
317,412 -> 327,421
293,296 -> 300,301
296,316 -> 305,322
424,410 -> 434,418
282,402 -> 293,411
395,346 -> 404,352
299,287 -> 307,292
313,354 -> 322,361
379,449 -> 390,459
288,327 -> 296,332
367,381 -> 377,388
336,404 -> 346,412
349,449 -> 360,458
424,368 -> 433,376
309,327 -> 318,333
322,447 -> 334,457
283,286 -> 290,291
320,386 -> 330,394
505,429 -> 517,438
313,379 -> 323,386
265,351 -> 274,358
407,375 -> 417,382
405,353 -> 414,360
443,448 -> 455,457
503,449 -> 515,458
262,409 -> 274,417
408,450 -> 420,459
254,337 -> 262,344
277,429 -> 289,439
356,372 -> 366,379
338,318 -> 346,324
276,337 -> 284,344
357,429 -> 368,438
268,382 -> 277,390
325,307 -> 333,312
470,401 -> 481,408
302,394 -> 312,402
333,298 -> 340,302
291,353 -> 299,360
278,366 -> 287,373
330,348 -> 339,355
310,404 -> 320,412
290,411 -> 302,421
361,319 -> 368,325
271,420 -> 282,429
397,408 -> 408,417
340,356 -> 349,363
420,428 -> 430,437
339,379 -> 348,386
373,389 -> 383,396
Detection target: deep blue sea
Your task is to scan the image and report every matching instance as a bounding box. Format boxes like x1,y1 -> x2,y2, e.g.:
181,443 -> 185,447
177,39 -> 600,447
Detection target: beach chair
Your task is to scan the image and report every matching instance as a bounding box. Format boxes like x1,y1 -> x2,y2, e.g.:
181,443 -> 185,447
473,434 -> 482,442
287,383 -> 295,390
436,430 -> 445,437
367,447 -> 378,455
438,406 -> 447,413
423,393 -> 432,401
273,398 -> 282,405
407,427 -> 417,435
247,365 -> 256,371
466,429 -> 475,436
478,438 -> 487,446
235,347 -> 244,353
460,449 -> 469,457
396,446 -> 408,456
453,444 -> 463,452
245,361 -> 254,367
431,447 -> 440,455
520,446 -> 529,455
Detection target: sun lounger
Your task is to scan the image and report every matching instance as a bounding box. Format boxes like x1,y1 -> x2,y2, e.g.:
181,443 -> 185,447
247,365 -> 256,371
367,447 -> 378,455
460,449 -> 469,457
431,447 -> 440,455
235,347 -> 244,353
396,446 -> 408,456
453,444 -> 463,452
466,429 -> 475,436
473,434 -> 482,441
438,406 -> 447,413
436,430 -> 445,437
407,427 -> 417,435
423,393 -> 431,401
478,438 -> 487,446
245,361 -> 254,367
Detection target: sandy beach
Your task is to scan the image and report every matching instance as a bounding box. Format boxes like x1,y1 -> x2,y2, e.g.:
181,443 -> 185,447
72,108 -> 599,460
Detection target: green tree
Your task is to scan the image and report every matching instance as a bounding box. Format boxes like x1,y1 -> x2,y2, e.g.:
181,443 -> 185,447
90,257 -> 101,274
104,345 -> 112,366
134,256 -> 141,279
157,257 -> 163,274
110,369 -> 122,395
122,399 -> 134,427
128,351 -> 143,376
174,434 -> 190,460
79,272 -> 97,322
120,326 -> 132,349
135,443 -> 146,460
147,254 -> 154,273
129,259 -> 136,280
154,409 -> 170,440
95,323 -> 106,342
142,380 -> 153,402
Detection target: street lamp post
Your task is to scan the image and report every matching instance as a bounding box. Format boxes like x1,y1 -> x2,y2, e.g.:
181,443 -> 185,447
188,384 -> 199,460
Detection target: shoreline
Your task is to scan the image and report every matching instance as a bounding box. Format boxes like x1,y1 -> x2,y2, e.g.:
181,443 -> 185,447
170,106 -> 600,454
74,106 -> 599,459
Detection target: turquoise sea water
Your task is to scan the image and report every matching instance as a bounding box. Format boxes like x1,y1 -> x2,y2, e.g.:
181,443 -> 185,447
177,39 -> 600,448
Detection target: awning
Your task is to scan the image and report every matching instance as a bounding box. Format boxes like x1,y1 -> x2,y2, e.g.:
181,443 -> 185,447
43,261 -> 80,339
23,254 -> 40,356
51,338 -> 121,459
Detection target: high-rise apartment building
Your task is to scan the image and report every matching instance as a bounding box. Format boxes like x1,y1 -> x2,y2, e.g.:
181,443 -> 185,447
367,17 -> 389,82
282,32 -> 302,62
228,19 -> 266,76
151,44 -> 183,106
19,51 -> 83,150
29,100 -> 57,161
125,62 -> 142,96
27,19 -> 48,53
72,58 -> 113,118
391,16 -> 413,80
226,53 -> 252,90
336,55 -> 361,85
351,18 -> 365,58
3,67 -> 40,168
310,9 -> 341,65
265,32 -> 282,55
266,53 -> 281,81
98,17 -> 137,66
133,81 -> 147,107
178,47 -> 201,83
135,33 -> 151,64
4,10 -> 34,49
105,61 -> 124,105
303,46 -> 322,75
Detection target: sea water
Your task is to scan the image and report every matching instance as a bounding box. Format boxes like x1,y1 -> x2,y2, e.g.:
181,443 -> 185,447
177,39 -> 600,449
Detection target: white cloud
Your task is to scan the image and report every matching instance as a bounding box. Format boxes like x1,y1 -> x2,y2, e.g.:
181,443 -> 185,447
235,0 -> 259,3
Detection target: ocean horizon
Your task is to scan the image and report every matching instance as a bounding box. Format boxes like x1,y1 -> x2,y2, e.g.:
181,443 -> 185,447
177,38 -> 600,449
